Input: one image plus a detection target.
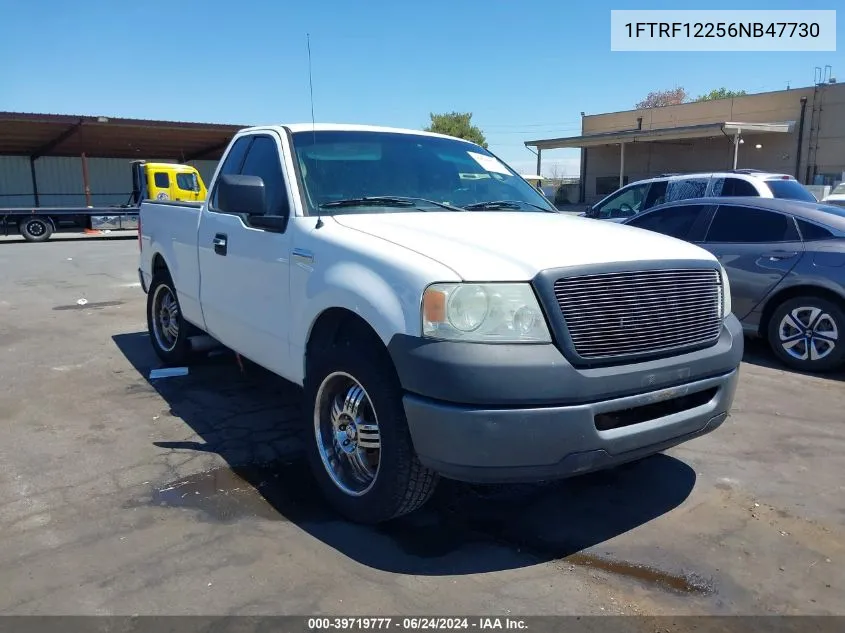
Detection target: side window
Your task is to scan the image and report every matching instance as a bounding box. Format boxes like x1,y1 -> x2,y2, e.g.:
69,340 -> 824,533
627,204 -> 708,241
642,180 -> 668,209
176,173 -> 197,192
210,136 -> 253,210
796,218 -> 835,241
666,178 -> 709,202
239,135 -> 290,217
595,183 -> 649,218
706,205 -> 798,243
153,172 -> 170,188
712,177 -> 759,197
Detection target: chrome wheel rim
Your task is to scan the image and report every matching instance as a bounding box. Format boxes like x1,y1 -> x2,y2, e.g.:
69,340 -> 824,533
778,306 -> 839,362
314,372 -> 381,496
152,283 -> 180,353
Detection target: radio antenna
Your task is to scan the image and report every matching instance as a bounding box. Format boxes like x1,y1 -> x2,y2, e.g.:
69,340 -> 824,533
306,32 -> 323,228
307,33 -> 316,130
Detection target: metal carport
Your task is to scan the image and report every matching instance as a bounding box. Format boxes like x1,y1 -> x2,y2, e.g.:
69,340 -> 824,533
0,111 -> 247,206
525,120 -> 796,196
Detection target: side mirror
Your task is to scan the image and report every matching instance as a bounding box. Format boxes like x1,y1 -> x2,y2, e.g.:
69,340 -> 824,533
217,174 -> 266,215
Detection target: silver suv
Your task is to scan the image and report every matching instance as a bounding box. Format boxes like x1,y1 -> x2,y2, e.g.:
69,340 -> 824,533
584,169 -> 817,220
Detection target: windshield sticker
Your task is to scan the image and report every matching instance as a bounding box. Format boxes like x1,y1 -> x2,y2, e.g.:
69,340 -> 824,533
467,151 -> 511,175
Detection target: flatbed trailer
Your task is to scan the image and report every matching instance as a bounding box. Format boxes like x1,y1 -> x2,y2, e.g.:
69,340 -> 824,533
0,160 -> 207,242
0,206 -> 140,241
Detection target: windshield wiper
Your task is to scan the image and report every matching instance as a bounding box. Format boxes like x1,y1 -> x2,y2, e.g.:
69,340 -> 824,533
463,199 -> 554,212
319,196 -> 462,211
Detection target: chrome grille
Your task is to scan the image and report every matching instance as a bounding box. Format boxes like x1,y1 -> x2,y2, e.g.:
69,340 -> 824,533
553,268 -> 723,360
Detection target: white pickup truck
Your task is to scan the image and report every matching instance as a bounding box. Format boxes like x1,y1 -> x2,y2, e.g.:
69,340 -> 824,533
138,123 -> 743,524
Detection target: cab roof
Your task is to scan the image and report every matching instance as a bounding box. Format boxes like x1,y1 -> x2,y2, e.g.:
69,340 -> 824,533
242,123 -> 479,144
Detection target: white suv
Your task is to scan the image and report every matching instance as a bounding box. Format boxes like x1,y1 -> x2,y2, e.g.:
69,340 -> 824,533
584,169 -> 817,220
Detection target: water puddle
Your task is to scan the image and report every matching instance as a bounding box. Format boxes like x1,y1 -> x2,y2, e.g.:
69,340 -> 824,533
53,300 -> 124,311
145,462 -> 312,523
564,553 -> 712,594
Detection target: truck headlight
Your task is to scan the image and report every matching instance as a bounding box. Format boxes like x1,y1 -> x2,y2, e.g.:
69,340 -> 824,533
719,264 -> 732,318
422,282 -> 552,343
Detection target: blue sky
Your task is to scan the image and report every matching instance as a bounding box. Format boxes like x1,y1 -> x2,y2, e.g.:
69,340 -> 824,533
0,0 -> 841,175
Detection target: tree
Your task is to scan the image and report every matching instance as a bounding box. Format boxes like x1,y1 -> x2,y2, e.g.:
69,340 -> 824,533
424,112 -> 488,148
694,87 -> 748,102
635,87 -> 688,109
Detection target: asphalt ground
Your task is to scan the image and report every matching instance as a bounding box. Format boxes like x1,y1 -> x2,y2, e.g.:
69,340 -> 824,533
0,235 -> 842,619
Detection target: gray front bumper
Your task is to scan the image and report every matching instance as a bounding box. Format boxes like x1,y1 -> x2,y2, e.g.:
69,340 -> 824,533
390,315 -> 743,484
404,369 -> 737,483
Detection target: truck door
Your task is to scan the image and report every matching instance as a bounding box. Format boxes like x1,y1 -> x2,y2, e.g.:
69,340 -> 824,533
197,133 -> 293,375
174,170 -> 203,202
148,169 -> 173,201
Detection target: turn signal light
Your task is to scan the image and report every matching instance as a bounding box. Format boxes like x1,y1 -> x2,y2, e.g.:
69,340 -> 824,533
422,288 -> 446,323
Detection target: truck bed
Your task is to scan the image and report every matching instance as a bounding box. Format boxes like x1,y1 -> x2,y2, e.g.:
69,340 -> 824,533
139,200 -> 205,323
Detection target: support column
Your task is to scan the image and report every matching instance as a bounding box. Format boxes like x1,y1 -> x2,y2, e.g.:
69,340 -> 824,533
619,142 -> 626,188
29,157 -> 40,207
536,148 -> 542,176
81,152 -> 92,207
732,130 -> 741,169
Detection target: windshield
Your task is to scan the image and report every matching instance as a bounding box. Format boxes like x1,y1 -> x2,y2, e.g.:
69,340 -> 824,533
830,183 -> 845,196
765,178 -> 817,202
290,130 -> 556,214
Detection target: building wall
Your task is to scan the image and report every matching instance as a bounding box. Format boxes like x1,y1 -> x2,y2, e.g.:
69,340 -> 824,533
0,156 -> 220,208
581,83 -> 845,202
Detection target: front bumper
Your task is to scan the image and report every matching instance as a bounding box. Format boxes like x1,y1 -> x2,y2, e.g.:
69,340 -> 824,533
390,314 -> 743,484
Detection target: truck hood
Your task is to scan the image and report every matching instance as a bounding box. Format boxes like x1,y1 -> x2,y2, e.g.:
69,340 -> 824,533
331,211 -> 717,281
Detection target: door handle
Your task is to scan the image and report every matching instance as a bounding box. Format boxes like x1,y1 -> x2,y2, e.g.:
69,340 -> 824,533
762,250 -> 798,261
213,233 -> 228,256
292,248 -> 314,264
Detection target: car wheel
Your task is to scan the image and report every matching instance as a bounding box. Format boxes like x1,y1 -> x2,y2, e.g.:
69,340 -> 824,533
304,331 -> 438,524
146,270 -> 193,366
19,216 -> 54,242
767,295 -> 845,372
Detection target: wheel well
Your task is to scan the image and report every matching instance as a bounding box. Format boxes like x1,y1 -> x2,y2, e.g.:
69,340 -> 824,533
759,285 -> 845,336
305,308 -> 387,374
152,253 -> 168,274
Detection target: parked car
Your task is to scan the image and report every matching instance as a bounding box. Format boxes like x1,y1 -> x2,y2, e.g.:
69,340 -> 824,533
139,123 -> 742,524
822,182 -> 845,208
621,196 -> 845,372
584,170 -> 816,221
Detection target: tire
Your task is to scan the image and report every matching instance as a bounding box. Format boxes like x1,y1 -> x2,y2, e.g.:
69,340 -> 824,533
146,270 -> 194,366
767,295 -> 845,372
19,216 -> 54,242
303,331 -> 438,524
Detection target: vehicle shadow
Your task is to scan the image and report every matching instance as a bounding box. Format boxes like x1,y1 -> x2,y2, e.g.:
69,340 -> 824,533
113,331 -> 698,577
742,337 -> 845,382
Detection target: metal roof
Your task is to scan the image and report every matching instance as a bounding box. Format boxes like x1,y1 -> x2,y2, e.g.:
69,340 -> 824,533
525,121 -> 795,150
0,111 -> 248,160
